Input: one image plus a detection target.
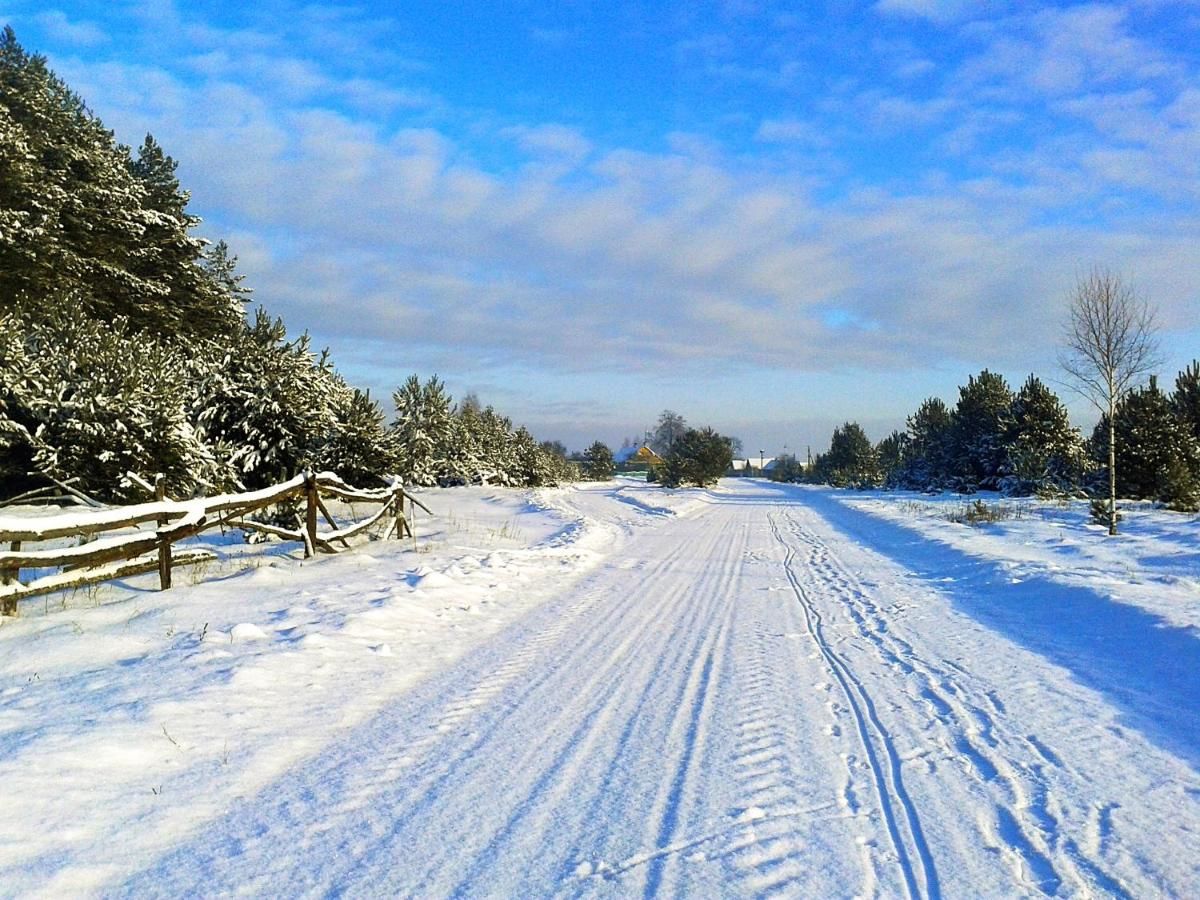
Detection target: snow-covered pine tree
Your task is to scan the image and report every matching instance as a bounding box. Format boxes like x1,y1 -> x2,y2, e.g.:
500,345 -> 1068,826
479,407 -> 517,485
191,310 -> 341,489
313,386 -> 393,487
1004,375 -> 1083,495
202,240 -> 253,314
948,370 -> 1014,491
0,313 -> 39,495
659,427 -> 734,488
0,307 -> 230,500
875,431 -> 907,488
439,400 -> 484,487
128,135 -> 244,340
391,375 -> 455,486
514,426 -> 562,486
537,440 -> 577,484
1173,361 -> 1200,444
0,30 -> 143,314
813,422 -> 879,488
0,29 -> 244,343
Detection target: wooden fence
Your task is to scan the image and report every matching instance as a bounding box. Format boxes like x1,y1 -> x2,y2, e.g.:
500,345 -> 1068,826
0,471 -> 431,616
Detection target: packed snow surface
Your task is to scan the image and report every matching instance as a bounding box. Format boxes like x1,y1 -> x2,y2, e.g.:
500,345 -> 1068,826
1,479 -> 1198,897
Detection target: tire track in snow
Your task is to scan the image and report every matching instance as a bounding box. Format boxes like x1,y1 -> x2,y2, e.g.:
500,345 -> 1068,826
368,490 -> 749,896
781,503 -> 1131,898
723,619 -> 845,896
359,539 -> 712,894
769,512 -> 940,900
116,511 -> 707,897
635,535 -> 741,898
784,512 -> 1065,895
561,501 -> 749,894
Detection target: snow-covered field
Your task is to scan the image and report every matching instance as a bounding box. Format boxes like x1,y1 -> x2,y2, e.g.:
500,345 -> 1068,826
1,478 -> 1197,897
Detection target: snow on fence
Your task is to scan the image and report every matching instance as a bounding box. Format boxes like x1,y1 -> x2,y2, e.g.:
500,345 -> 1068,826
0,471 -> 431,616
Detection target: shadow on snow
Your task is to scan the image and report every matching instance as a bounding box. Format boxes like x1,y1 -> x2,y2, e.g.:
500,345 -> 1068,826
751,481 -> 1200,774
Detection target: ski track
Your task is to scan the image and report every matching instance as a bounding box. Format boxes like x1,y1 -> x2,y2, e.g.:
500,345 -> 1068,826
106,481 -> 1172,898
772,503 -> 1132,899
769,510 -> 937,900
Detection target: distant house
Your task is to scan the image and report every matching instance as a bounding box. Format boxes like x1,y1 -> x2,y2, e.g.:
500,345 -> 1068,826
614,444 -> 640,465
732,457 -> 776,475
616,444 -> 664,470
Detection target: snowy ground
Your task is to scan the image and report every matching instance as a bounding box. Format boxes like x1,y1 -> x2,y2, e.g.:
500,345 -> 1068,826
0,478 -> 1197,897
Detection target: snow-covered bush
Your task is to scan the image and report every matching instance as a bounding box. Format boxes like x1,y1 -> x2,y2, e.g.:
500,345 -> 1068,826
191,309 -> 343,490
0,307 -> 231,500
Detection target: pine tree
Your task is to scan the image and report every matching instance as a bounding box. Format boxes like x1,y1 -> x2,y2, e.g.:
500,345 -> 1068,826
1172,361 -> 1200,444
902,397 -> 953,490
191,310 -> 340,489
0,308 -> 230,500
1005,375 -> 1083,495
479,406 -> 517,485
510,426 -> 549,486
441,402 -> 483,486
660,427 -> 734,487
582,441 -> 615,481
314,387 -> 392,487
391,375 -> 454,486
1098,376 -> 1200,508
813,422 -> 879,488
875,431 -> 907,488
0,29 -> 240,340
128,134 -> 242,338
949,370 -> 1014,490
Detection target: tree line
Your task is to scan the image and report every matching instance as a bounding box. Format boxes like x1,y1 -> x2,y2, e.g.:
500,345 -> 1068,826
0,29 -> 570,502
791,362 -> 1200,514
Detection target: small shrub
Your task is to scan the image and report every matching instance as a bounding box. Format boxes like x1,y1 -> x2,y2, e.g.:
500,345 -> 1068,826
947,499 -> 1022,526
1089,499 -> 1122,529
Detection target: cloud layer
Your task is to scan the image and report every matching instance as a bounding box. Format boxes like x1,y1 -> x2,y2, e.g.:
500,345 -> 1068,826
7,0 -> 1199,444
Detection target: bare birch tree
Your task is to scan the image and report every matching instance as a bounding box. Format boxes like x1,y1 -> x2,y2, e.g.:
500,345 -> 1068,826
1059,268 -> 1161,535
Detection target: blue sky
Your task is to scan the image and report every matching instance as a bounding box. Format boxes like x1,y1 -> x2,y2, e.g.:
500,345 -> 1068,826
5,1 -> 1200,454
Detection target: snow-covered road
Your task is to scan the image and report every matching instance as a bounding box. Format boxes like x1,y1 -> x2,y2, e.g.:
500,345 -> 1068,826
90,479 -> 1196,897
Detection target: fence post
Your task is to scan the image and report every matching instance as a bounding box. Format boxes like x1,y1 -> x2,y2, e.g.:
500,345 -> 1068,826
392,487 -> 407,541
1,540 -> 19,615
155,475 -> 172,590
304,471 -> 318,558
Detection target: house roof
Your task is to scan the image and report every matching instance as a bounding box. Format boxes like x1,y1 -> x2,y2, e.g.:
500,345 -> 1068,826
616,444 -> 662,464
614,444 -> 641,463
734,457 -> 776,470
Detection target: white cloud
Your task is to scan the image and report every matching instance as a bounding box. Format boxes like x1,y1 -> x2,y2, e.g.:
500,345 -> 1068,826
961,5 -> 1183,98
502,124 -> 592,163
874,0 -> 977,24
754,118 -> 831,147
33,9 -> 107,46
37,1 -> 1200,400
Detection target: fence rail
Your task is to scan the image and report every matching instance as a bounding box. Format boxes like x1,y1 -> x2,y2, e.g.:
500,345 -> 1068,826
0,471 -> 430,616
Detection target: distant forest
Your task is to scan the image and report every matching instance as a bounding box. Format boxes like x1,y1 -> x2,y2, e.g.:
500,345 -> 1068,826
784,365 -> 1200,513
0,28 -> 575,503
